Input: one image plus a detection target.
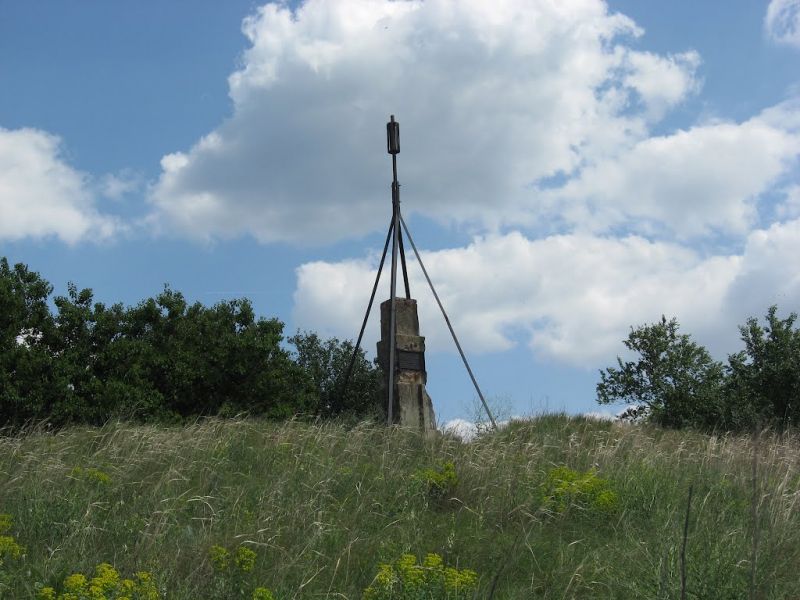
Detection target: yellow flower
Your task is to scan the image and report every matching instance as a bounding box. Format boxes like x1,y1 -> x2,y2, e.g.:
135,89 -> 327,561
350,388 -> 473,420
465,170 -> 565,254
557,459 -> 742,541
0,534 -> 25,563
375,563 -> 395,587
423,553 -> 443,569
63,573 -> 89,593
235,546 -> 257,572
0,514 -> 12,534
36,587 -> 57,600
209,545 -> 230,571
90,562 -> 121,594
252,587 -> 275,600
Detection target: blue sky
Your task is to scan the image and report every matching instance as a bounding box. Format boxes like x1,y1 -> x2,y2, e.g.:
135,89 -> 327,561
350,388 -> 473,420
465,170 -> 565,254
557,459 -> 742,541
1,0 -> 799,425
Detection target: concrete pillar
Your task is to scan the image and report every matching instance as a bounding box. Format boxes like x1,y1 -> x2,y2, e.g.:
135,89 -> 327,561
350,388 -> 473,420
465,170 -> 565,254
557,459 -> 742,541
376,298 -> 437,432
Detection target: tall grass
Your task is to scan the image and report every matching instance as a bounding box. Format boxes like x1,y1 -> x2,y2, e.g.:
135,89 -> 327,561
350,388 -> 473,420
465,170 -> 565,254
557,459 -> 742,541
1,415 -> 799,598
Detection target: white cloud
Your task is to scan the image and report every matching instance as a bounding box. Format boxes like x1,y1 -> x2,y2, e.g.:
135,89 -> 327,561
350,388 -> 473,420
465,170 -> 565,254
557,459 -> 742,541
149,0 -> 704,243
766,0 -> 800,48
294,230 -> 736,366
0,127 -> 118,243
623,50 -> 701,120
294,219 -> 800,368
550,104 -> 800,239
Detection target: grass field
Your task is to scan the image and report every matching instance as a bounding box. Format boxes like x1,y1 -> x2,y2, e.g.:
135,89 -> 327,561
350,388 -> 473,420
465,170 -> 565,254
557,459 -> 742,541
1,415 -> 799,598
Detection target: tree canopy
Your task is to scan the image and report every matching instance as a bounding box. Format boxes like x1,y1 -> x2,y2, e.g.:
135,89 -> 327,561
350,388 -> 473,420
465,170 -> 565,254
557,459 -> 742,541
0,257 -> 381,428
598,307 -> 800,432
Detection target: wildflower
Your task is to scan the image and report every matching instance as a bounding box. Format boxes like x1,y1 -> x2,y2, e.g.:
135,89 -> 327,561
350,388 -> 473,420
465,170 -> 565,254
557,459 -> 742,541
252,587 -> 275,600
364,552 -> 478,599
0,514 -> 12,534
209,545 -> 230,571
63,573 -> 89,593
416,461 -> 459,501
36,587 -> 57,600
541,466 -> 618,516
0,534 -> 25,564
235,546 -> 258,572
69,466 -> 112,485
423,553 -> 443,569
90,562 -> 121,594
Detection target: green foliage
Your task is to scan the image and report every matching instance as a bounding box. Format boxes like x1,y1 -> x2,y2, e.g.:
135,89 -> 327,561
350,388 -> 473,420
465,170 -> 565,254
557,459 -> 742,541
597,316 -> 725,429
251,588 -> 275,600
363,553 -> 478,600
725,305 -> 800,431
598,308 -> 800,432
540,466 -> 618,517
415,461 -> 458,501
289,331 -> 381,418
207,543 -> 269,598
0,514 -> 25,567
36,563 -> 160,600
0,257 -> 383,428
0,257 -> 61,425
70,466 -> 112,486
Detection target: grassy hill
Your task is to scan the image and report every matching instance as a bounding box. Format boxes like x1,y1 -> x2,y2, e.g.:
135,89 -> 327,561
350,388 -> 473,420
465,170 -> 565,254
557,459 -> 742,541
1,415 -> 798,598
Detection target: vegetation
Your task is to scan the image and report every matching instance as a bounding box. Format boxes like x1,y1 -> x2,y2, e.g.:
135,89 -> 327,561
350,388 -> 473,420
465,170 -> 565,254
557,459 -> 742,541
1,415 -> 799,598
0,257 -> 380,428
598,308 -> 800,432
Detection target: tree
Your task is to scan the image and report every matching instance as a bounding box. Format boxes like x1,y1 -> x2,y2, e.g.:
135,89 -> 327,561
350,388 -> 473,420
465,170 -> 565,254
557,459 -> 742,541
289,331 -> 382,419
725,306 -> 800,432
0,258 -> 66,425
597,316 -> 725,429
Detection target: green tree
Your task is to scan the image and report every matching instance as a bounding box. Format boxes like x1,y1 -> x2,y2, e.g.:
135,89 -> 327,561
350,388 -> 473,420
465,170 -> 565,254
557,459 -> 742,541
725,306 -> 800,432
289,331 -> 381,419
596,316 -> 725,429
0,258 -> 62,425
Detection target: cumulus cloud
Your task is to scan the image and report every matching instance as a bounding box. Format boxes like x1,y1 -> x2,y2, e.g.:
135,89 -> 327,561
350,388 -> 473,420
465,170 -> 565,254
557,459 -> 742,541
149,0 -> 705,243
550,104 -> 800,239
293,220 -> 800,368
766,0 -> 800,48
0,127 -> 118,243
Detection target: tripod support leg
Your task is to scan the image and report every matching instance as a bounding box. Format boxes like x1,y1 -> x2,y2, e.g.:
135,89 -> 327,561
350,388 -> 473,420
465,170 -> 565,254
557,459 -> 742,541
338,218 -> 394,410
398,226 -> 411,300
399,213 -> 498,430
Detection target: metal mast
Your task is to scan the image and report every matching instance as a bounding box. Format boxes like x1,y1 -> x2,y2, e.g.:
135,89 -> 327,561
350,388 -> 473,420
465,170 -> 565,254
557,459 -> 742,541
339,115 -> 497,430
386,115 -> 405,425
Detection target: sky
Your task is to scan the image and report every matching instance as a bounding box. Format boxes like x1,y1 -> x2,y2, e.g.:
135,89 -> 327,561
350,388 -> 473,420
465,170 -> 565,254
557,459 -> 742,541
1,0 -> 799,425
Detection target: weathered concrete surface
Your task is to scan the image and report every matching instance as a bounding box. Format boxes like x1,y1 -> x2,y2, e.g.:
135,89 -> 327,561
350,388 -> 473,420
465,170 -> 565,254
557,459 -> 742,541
376,298 -> 437,432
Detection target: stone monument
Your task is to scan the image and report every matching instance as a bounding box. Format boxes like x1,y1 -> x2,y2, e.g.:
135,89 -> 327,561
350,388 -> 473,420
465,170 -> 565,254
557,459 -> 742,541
376,297 -> 436,431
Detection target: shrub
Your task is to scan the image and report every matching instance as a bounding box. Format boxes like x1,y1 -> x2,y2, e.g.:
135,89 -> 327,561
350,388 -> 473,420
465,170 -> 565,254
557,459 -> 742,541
363,553 -> 478,600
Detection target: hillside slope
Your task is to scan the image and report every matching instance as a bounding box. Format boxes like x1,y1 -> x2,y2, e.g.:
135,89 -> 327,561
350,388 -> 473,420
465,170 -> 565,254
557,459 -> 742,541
1,416 -> 798,598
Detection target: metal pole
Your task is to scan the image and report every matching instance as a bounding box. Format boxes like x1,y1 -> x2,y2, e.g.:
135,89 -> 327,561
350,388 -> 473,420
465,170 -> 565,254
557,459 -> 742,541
339,218 -> 395,408
387,163 -> 400,425
386,115 -> 402,426
399,213 -> 498,430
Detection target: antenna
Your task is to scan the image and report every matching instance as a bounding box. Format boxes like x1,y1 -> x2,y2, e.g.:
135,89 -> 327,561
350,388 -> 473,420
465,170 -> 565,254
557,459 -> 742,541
340,116 -> 497,430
